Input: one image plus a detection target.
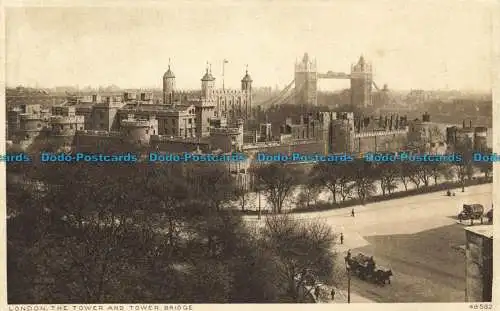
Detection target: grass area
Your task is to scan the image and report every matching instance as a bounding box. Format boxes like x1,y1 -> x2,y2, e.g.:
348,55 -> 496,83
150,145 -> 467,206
349,224 -> 467,302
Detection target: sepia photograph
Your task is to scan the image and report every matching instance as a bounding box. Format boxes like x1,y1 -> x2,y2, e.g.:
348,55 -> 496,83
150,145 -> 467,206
2,0 -> 496,307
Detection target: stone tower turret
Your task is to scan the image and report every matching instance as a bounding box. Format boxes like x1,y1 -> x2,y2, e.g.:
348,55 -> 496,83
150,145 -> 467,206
294,53 -> 318,106
241,65 -> 253,120
350,55 -> 373,109
241,65 -> 253,92
201,63 -> 216,99
163,59 -> 176,105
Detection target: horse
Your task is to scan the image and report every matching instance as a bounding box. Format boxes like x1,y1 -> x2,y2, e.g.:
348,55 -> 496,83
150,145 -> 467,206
374,269 -> 393,285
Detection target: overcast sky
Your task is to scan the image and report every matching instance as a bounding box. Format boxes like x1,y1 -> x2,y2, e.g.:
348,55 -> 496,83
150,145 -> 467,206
5,1 -> 495,91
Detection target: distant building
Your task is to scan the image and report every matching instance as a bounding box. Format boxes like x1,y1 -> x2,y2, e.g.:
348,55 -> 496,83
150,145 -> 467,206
162,62 -> 253,126
350,56 -> 373,109
446,120 -> 489,152
295,53 -> 318,106
464,225 -> 493,302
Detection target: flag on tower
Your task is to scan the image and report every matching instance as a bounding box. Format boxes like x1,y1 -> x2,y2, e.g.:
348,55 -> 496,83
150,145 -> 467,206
224,59 -> 229,63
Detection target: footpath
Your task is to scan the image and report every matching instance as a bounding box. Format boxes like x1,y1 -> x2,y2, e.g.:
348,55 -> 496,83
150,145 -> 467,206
306,283 -> 375,303
305,246 -> 376,303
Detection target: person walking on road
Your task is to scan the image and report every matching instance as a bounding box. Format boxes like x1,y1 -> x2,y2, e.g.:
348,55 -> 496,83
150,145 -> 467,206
340,233 -> 344,244
351,208 -> 355,217
345,249 -> 352,264
314,286 -> 321,299
330,288 -> 335,300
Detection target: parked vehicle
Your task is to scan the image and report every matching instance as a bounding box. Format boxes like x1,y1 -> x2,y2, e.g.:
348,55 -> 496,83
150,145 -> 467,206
458,204 -> 484,224
486,208 -> 493,223
345,253 -> 392,286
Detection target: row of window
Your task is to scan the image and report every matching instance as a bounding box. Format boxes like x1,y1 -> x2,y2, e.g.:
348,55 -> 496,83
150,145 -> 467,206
163,128 -> 195,136
162,118 -> 193,126
49,124 -> 84,131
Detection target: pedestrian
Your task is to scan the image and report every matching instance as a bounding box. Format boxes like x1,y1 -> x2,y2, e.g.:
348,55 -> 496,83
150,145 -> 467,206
340,233 -> 344,244
301,268 -> 307,277
351,208 -> 355,217
345,249 -> 351,264
331,288 -> 335,300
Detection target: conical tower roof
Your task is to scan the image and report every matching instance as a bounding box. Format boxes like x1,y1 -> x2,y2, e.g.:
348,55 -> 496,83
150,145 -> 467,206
201,65 -> 215,81
241,66 -> 252,82
163,65 -> 175,79
163,59 -> 175,79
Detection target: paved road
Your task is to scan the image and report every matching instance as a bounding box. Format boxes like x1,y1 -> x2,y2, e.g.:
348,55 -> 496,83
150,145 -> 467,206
306,284 -> 374,303
246,184 -> 491,249
245,183 -> 492,302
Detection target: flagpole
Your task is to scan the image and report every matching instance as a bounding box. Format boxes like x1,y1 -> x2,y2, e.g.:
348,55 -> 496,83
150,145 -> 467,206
222,60 -> 226,91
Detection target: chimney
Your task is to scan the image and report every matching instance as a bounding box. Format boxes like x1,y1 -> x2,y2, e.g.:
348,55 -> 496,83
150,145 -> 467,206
469,120 -> 472,128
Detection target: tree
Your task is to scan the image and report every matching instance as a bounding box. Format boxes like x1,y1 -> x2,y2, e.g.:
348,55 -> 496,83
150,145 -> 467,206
454,138 -> 475,192
428,162 -> 454,185
260,214 -> 338,302
348,160 -> 376,204
378,162 -> 398,196
251,163 -> 300,214
407,163 -> 422,189
473,147 -> 493,180
234,188 -> 256,212
416,163 -> 433,187
476,161 -> 493,179
337,167 -> 354,202
187,163 -> 238,212
9,161 -> 341,303
397,162 -> 412,191
296,183 -> 322,209
311,163 -> 340,204
7,163 -> 174,303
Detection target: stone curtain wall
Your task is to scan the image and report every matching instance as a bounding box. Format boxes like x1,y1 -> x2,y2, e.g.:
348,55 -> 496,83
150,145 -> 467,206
465,230 -> 493,302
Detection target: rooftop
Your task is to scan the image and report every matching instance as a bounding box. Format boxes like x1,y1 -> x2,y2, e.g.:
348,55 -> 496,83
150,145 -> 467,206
121,104 -> 193,113
465,225 -> 493,239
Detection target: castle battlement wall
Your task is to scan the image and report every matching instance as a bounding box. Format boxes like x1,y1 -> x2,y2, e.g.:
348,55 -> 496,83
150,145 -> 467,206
150,135 -> 201,143
93,101 -> 127,109
19,113 -> 42,121
121,119 -> 154,128
50,115 -> 85,124
213,89 -> 248,95
354,128 -> 409,138
76,130 -> 123,137
243,140 -> 324,155
242,139 -> 321,151
210,128 -> 241,135
173,89 -> 201,95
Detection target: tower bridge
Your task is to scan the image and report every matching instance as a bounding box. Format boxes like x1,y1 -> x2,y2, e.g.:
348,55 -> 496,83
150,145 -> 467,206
256,53 -> 398,108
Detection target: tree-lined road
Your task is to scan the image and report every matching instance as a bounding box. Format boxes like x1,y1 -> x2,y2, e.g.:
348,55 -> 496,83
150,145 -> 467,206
245,183 -> 492,302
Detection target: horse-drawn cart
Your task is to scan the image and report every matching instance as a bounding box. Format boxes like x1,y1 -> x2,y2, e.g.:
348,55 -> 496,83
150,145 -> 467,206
458,204 -> 485,225
346,252 -> 392,286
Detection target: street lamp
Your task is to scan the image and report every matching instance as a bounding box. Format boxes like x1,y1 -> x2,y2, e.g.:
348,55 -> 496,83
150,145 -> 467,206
251,164 -> 262,220
345,264 -> 351,303
258,186 -> 261,220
